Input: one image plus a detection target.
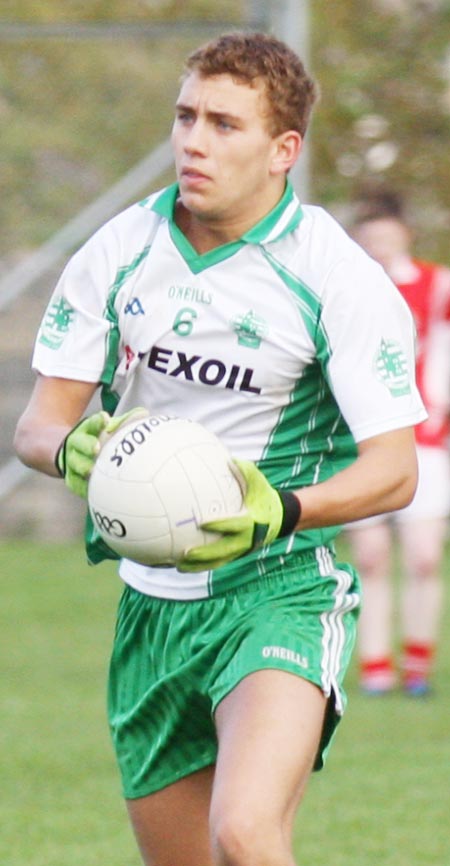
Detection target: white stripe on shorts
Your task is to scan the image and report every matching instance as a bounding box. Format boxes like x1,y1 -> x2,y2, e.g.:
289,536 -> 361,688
316,546 -> 360,713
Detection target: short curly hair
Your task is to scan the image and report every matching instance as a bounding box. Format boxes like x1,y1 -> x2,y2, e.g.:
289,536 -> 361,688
183,32 -> 318,138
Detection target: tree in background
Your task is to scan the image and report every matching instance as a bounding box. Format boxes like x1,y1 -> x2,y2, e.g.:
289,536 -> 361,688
313,0 -> 450,260
1,0 -> 449,261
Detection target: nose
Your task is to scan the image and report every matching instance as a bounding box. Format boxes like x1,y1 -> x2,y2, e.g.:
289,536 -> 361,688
183,118 -> 208,155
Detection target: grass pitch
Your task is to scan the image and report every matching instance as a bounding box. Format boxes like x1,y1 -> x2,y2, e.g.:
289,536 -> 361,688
1,538 -> 449,865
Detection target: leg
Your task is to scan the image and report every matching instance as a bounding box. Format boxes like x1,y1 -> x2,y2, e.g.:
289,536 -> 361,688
347,521 -> 396,691
126,765 -> 215,866
398,517 -> 447,693
210,670 -> 327,866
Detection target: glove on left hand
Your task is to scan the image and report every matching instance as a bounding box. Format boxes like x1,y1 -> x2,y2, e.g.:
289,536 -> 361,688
177,459 -> 301,572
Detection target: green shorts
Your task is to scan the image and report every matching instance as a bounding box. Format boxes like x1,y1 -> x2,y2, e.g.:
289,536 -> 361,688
107,549 -> 360,798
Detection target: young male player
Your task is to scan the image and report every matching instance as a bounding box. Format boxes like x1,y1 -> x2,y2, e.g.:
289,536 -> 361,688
347,191 -> 450,696
15,32 -> 426,866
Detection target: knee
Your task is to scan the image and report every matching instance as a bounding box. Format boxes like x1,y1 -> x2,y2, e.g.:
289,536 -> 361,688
350,537 -> 390,579
409,553 -> 441,581
210,810 -> 286,866
358,554 -> 389,581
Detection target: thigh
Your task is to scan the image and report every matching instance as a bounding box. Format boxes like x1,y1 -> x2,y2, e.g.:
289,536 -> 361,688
127,766 -> 215,866
211,670 -> 326,835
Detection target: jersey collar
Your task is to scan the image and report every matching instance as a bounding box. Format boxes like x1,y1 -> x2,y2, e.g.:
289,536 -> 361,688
242,181 -> 304,244
143,180 -> 303,273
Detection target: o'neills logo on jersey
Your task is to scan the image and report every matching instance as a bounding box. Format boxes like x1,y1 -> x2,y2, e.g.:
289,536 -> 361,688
262,646 -> 309,669
147,345 -> 261,394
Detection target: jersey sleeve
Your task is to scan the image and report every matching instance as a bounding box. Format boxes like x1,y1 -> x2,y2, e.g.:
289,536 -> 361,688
320,247 -> 427,442
32,222 -> 120,383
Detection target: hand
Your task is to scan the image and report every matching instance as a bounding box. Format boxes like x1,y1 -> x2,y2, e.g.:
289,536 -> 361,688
177,459 -> 301,572
56,407 -> 148,498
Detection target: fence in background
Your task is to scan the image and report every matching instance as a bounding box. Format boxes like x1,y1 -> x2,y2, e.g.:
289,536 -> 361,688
0,1 -> 310,509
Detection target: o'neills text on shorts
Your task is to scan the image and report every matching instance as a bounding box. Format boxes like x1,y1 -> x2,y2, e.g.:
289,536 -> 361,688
262,646 -> 308,668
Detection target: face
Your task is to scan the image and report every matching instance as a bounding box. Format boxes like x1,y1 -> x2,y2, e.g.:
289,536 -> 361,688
352,217 -> 412,274
171,71 -> 300,234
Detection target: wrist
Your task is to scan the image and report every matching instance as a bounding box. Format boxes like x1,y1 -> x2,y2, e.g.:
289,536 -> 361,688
55,417 -> 87,479
277,490 -> 302,537
55,439 -> 66,478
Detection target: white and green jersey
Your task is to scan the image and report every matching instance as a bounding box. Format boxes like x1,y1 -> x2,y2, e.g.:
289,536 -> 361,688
33,181 -> 426,599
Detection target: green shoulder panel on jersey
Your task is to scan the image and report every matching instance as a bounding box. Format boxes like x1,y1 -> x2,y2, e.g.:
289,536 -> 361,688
256,251 -> 356,491
99,243 -> 152,413
261,247 -> 332,374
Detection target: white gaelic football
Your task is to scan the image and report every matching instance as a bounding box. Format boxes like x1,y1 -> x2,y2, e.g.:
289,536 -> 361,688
88,413 -> 244,567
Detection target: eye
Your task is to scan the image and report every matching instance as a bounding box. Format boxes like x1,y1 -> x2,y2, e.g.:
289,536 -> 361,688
176,111 -> 194,125
217,118 -> 234,131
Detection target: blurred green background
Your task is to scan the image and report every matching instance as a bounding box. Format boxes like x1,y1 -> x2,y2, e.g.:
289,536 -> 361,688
1,0 -> 450,262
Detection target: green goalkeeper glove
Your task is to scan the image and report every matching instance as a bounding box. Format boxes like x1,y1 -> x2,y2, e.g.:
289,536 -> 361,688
177,459 -> 301,572
56,407 -> 148,498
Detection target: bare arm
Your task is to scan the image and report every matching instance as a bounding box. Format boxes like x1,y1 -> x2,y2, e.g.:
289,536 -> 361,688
293,426 -> 418,530
14,374 -> 99,477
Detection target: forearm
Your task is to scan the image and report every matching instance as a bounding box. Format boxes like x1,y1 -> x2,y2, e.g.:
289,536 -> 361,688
14,417 -> 70,477
14,374 -> 99,478
292,428 -> 418,531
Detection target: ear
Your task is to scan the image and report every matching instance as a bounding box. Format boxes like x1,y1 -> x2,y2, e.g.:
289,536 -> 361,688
270,130 -> 303,176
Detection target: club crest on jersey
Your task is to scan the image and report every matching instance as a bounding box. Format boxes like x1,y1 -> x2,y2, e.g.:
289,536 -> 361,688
374,338 -> 411,397
38,296 -> 75,349
231,310 -> 268,349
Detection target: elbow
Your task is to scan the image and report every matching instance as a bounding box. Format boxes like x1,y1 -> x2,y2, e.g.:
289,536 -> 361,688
14,410 -> 64,477
14,416 -> 32,468
394,462 -> 419,510
404,472 -> 419,508
14,411 -> 43,470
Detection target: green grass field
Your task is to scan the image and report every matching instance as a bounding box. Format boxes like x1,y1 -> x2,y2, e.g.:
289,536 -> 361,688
1,538 -> 449,865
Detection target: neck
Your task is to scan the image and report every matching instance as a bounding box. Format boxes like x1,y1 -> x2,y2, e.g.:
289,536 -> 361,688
174,181 -> 287,254
174,207 -> 242,253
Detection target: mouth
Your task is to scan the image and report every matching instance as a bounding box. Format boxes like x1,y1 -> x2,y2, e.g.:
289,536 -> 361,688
181,167 -> 210,184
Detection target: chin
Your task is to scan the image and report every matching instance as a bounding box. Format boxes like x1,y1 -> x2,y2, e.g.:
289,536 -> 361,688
180,194 -> 219,221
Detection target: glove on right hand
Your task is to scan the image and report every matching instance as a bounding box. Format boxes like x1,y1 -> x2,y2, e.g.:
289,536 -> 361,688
56,407 -> 148,498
